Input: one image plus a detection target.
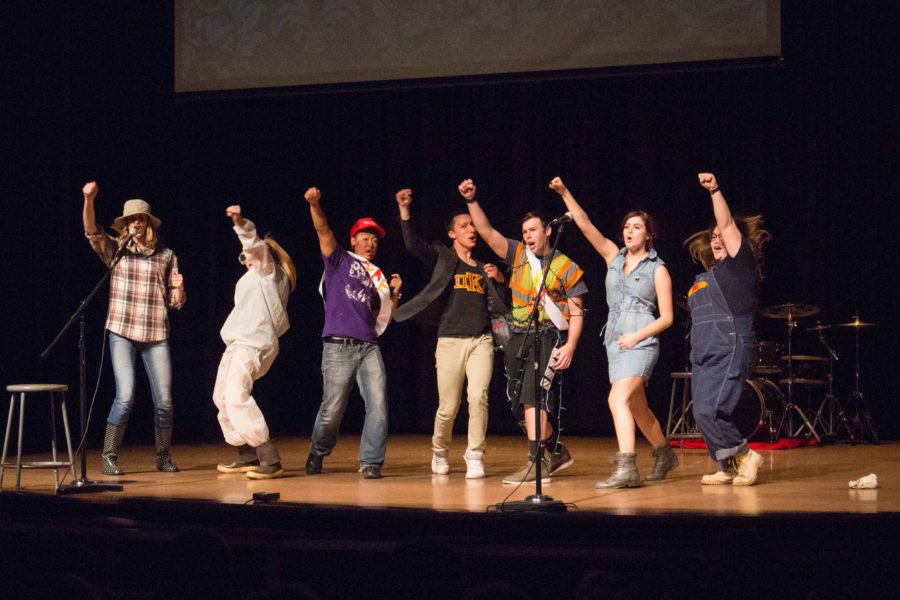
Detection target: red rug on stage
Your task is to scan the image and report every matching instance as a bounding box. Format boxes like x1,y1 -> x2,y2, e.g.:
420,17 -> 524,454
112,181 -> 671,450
670,438 -> 819,450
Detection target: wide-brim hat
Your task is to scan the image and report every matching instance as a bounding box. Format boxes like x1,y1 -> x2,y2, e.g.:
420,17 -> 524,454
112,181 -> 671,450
350,217 -> 385,239
112,199 -> 162,232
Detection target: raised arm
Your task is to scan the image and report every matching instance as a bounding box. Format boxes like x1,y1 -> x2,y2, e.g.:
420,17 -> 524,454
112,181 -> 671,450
226,205 -> 273,276
458,179 -> 508,260
304,187 -> 337,257
81,180 -> 119,265
698,173 -> 741,257
82,181 -> 99,234
548,177 -> 618,265
396,188 -> 437,268
615,265 -> 674,350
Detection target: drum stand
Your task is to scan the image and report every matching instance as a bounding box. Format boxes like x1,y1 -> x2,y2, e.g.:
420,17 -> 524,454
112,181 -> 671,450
776,315 -> 820,442
847,322 -> 878,444
811,330 -> 854,442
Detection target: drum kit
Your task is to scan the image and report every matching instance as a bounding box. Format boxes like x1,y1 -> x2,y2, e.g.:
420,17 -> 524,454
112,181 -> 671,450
755,304 -> 878,443
666,302 -> 878,444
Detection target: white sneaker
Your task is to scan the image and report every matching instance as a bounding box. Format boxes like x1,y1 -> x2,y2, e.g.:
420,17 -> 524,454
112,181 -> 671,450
464,450 -> 485,479
431,448 -> 450,475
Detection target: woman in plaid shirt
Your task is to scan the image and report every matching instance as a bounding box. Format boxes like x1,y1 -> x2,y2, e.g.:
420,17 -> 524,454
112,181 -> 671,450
82,181 -> 186,475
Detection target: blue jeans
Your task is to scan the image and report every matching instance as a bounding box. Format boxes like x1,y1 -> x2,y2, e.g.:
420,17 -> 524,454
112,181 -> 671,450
107,332 -> 174,427
310,340 -> 388,466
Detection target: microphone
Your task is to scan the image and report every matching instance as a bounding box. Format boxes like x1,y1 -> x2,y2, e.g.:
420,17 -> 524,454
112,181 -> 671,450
548,212 -> 574,227
121,226 -> 137,248
111,226 -> 137,267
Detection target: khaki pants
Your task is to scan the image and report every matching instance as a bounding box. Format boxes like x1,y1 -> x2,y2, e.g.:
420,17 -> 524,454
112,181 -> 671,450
432,334 -> 494,453
212,344 -> 274,447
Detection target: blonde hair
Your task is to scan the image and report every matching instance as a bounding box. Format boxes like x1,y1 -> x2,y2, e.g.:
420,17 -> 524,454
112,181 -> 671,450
264,235 -> 297,293
117,224 -> 157,250
684,215 -> 770,278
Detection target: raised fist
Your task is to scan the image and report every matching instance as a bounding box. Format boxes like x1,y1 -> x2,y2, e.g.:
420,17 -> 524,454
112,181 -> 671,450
304,187 -> 321,204
548,177 -> 566,195
395,188 -> 412,208
83,181 -> 99,201
458,179 -> 476,201
697,173 -> 718,191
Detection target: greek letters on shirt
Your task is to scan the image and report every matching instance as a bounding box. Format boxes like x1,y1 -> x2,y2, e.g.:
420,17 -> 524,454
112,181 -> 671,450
453,272 -> 485,294
345,259 -> 375,305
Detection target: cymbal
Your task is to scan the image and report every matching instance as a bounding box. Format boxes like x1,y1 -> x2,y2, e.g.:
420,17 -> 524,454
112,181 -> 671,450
759,303 -> 820,319
778,377 -> 827,387
782,355 -> 827,362
807,323 -> 832,332
836,318 -> 877,328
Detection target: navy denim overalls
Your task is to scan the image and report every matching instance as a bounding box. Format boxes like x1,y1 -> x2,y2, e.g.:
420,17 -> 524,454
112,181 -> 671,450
688,266 -> 756,461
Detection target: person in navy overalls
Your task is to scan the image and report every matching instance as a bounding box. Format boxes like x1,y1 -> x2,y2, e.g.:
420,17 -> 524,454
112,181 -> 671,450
686,173 -> 771,486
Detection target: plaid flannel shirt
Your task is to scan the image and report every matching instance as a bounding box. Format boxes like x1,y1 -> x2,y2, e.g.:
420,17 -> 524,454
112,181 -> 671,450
86,228 -> 185,342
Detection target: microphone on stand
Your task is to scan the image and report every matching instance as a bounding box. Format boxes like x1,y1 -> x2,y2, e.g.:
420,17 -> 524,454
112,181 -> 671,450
548,212 -> 574,227
111,226 -> 137,268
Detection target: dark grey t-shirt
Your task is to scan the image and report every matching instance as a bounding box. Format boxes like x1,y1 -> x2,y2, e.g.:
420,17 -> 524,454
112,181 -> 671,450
437,260 -> 490,337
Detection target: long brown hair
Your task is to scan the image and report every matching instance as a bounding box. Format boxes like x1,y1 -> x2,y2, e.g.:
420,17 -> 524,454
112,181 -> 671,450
264,235 -> 297,293
684,215 -> 770,277
117,224 -> 158,250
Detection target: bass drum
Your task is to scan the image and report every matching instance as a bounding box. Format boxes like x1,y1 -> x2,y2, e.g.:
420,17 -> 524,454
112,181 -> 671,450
733,378 -> 784,443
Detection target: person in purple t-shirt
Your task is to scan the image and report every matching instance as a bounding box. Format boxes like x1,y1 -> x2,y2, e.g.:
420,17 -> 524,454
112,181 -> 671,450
303,186 -> 402,480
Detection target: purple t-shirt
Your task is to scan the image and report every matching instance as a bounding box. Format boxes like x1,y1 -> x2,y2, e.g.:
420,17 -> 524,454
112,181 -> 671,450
321,245 -> 381,344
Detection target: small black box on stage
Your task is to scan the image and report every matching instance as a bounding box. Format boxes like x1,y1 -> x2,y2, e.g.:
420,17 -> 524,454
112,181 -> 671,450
252,492 -> 280,504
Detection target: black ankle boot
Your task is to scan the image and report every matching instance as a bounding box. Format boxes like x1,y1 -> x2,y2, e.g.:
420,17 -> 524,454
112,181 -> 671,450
101,422 -> 126,476
155,425 -> 179,473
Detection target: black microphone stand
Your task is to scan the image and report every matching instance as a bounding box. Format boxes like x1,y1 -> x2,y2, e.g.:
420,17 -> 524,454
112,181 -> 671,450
39,239 -> 134,494
497,221 -> 569,513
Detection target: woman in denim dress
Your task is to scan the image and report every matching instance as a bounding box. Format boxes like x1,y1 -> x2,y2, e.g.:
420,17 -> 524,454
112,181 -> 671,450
550,177 -> 676,488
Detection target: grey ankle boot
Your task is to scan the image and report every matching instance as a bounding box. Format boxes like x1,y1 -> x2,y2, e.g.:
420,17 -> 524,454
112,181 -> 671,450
217,444 -> 260,473
645,443 -> 679,481
595,452 -> 642,489
155,425 -> 179,472
101,422 -> 126,475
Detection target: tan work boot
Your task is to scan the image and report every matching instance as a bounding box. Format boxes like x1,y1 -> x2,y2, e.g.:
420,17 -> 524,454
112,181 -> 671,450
701,470 -> 736,485
502,441 -> 550,485
733,449 -> 764,486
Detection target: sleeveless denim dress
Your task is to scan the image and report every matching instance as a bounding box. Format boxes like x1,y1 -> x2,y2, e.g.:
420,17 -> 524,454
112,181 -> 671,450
688,265 -> 757,461
603,248 -> 663,383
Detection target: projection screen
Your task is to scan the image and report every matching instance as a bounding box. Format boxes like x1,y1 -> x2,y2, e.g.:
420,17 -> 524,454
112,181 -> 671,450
175,0 -> 781,93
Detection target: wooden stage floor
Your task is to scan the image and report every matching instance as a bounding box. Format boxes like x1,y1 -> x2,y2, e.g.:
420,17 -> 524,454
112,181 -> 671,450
2,435 -> 898,599
3,434 -> 895,515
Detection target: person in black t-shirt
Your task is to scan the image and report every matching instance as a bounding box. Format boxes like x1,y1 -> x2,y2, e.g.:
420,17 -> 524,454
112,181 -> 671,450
684,173 -> 771,486
392,188 -> 509,479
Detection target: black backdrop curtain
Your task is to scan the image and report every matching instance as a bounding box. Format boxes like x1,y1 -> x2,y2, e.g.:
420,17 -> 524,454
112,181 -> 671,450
2,1 -> 897,449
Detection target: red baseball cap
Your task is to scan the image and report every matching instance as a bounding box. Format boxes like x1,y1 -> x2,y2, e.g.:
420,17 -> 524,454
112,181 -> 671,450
350,217 -> 385,239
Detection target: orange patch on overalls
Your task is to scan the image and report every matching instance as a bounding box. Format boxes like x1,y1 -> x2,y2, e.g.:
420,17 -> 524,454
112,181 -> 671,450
688,281 -> 708,297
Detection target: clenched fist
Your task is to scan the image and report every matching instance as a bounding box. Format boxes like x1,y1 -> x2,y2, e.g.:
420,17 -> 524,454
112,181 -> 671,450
458,179 -> 476,201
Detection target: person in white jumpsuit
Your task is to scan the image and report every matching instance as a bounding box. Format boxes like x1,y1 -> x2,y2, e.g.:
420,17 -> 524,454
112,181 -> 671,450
214,205 -> 296,479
